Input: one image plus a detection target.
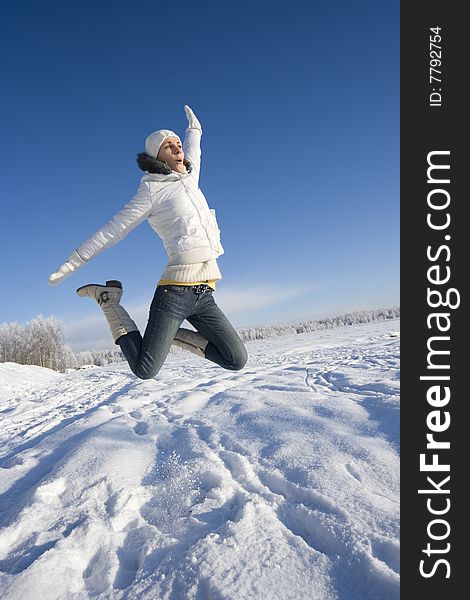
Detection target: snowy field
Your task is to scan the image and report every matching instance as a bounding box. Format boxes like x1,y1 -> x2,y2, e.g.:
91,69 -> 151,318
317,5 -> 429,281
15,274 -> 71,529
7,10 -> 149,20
0,320 -> 400,600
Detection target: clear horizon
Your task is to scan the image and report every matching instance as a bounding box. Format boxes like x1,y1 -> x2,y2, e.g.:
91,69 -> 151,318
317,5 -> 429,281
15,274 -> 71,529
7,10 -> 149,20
66,301 -> 400,353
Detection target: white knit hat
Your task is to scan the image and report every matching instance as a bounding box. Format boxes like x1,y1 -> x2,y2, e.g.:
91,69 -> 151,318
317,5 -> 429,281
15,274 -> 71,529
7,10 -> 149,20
145,129 -> 181,159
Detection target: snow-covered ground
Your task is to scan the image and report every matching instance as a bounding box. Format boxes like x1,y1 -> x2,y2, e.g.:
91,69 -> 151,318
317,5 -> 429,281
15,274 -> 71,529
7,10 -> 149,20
0,320 -> 400,600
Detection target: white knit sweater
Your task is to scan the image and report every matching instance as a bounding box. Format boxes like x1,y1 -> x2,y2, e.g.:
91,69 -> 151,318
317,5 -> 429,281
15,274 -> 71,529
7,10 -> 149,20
160,259 -> 222,283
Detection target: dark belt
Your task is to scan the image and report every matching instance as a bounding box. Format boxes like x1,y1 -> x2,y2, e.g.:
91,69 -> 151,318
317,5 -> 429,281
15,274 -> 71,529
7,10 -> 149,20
192,284 -> 213,294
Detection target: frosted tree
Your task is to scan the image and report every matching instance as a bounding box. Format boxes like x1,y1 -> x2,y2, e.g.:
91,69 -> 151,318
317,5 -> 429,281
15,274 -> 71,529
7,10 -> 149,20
0,315 -> 77,371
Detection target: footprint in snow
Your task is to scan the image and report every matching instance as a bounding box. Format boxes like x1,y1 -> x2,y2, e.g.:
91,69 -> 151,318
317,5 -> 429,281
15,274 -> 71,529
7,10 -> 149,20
1,455 -> 24,469
83,546 -> 112,595
0,540 -> 58,574
276,503 -> 344,556
133,422 -> 149,436
304,368 -> 332,392
113,526 -> 154,590
183,418 -> 216,444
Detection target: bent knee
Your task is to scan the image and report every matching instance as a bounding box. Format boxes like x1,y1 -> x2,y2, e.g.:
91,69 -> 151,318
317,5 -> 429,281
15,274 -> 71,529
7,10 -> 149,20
135,365 -> 161,380
229,347 -> 248,371
136,372 -> 155,380
133,354 -> 166,380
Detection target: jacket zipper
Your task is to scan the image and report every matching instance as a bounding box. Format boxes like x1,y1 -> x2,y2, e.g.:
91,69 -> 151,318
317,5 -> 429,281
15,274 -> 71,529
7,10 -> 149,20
179,177 -> 213,248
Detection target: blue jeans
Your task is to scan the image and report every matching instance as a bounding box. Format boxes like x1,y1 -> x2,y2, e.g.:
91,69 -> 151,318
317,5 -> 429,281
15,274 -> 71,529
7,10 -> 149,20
118,284 -> 248,380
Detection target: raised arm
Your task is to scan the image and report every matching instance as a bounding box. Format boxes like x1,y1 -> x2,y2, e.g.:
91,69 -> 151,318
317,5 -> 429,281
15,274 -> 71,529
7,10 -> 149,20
48,180 -> 152,285
183,105 -> 203,179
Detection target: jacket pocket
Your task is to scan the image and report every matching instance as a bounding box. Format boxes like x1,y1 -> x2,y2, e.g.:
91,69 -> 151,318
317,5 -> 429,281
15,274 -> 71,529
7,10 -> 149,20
176,213 -> 197,235
171,213 -> 206,253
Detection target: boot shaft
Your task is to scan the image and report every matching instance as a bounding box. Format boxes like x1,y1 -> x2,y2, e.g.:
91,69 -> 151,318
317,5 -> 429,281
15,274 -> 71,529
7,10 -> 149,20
173,328 -> 209,357
76,280 -> 138,343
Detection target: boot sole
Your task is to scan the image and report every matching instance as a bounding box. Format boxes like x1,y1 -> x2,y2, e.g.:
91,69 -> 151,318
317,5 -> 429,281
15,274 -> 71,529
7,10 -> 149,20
76,280 -> 122,296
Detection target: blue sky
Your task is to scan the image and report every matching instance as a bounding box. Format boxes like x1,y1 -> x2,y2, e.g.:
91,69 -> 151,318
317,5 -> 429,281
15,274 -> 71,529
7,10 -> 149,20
1,0 -> 399,350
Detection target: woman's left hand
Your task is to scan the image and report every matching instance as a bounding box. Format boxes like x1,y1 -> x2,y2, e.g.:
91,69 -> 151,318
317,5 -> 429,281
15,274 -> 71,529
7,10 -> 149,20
184,105 -> 202,131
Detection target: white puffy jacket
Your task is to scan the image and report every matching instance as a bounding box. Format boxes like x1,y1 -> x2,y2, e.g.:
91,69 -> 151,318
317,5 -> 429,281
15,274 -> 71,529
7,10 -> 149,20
75,129 -> 224,269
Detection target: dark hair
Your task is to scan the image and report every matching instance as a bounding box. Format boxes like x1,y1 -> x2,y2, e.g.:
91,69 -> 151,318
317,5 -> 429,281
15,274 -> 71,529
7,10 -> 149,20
136,153 -> 192,174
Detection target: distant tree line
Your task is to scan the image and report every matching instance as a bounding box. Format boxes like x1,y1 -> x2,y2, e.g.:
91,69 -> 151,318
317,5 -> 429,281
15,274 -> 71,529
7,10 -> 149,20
74,348 -> 125,368
0,307 -> 400,372
237,307 -> 400,341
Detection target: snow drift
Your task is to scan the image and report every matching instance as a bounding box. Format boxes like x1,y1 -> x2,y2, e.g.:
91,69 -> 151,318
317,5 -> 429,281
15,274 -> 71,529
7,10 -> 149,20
0,320 -> 400,599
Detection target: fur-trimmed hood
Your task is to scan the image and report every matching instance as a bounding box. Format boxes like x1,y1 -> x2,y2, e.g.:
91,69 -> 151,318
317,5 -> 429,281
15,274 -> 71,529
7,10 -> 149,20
136,153 -> 193,175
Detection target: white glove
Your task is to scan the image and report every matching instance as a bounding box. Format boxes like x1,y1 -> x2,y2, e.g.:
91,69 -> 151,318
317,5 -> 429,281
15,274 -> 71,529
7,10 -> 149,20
184,105 -> 202,132
48,250 -> 86,286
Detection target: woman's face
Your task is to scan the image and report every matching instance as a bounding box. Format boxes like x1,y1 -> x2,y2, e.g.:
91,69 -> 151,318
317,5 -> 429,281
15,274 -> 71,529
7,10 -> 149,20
157,136 -> 186,173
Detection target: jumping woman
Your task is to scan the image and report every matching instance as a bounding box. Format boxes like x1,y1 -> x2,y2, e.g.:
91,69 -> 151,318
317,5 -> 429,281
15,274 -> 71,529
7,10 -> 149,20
48,105 -> 248,379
